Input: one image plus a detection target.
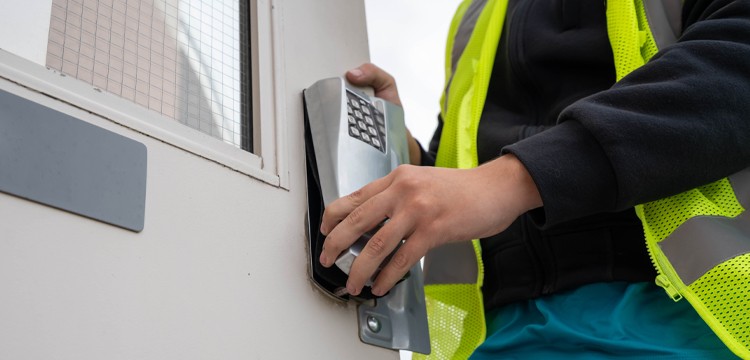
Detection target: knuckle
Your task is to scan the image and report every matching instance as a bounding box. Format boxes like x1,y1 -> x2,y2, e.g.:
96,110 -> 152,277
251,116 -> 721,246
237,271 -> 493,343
364,235 -> 388,259
393,164 -> 413,176
410,195 -> 431,212
347,189 -> 364,206
399,175 -> 422,192
346,205 -> 366,227
390,251 -> 411,271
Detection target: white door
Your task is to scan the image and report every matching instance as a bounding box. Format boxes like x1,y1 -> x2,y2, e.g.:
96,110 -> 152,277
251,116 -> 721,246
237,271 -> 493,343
0,0 -> 398,358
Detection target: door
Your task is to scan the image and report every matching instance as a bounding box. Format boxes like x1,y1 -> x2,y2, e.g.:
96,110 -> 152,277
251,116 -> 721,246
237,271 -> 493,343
0,0 -> 398,358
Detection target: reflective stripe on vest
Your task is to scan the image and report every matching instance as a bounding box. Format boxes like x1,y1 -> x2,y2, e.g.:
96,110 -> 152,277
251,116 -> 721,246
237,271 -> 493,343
643,0 -> 682,50
659,169 -> 750,285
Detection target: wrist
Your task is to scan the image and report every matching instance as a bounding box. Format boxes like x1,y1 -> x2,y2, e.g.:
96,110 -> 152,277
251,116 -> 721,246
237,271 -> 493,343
406,131 -> 422,165
477,154 -> 542,214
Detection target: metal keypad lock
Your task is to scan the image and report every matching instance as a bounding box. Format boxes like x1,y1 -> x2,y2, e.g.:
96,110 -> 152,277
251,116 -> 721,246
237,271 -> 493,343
303,77 -> 430,355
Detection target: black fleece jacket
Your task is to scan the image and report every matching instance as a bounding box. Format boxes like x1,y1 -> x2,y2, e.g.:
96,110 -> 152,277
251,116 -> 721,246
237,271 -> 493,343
506,0 -> 750,226
421,0 -> 750,308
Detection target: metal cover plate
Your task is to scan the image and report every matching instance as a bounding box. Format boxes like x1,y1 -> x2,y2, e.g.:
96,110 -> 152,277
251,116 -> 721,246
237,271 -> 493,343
0,88 -> 147,232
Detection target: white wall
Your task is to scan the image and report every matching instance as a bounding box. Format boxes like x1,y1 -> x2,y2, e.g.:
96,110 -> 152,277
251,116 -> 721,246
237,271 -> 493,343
0,0 -> 52,65
0,0 -> 397,358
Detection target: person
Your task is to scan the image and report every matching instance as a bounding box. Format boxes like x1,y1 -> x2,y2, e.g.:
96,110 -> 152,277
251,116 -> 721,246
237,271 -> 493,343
320,0 -> 750,358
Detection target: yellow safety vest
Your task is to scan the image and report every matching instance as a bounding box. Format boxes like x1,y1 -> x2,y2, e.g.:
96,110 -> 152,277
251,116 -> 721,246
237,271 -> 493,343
414,1 -> 750,359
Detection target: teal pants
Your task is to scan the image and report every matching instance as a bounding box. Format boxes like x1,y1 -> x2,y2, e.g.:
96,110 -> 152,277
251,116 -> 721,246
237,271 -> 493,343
470,282 -> 737,359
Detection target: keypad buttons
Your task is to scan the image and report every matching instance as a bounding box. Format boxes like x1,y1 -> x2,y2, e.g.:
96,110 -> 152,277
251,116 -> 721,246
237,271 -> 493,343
345,90 -> 387,153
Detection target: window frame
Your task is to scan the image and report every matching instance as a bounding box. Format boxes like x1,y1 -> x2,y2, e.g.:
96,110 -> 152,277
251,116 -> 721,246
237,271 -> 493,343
0,0 -> 288,189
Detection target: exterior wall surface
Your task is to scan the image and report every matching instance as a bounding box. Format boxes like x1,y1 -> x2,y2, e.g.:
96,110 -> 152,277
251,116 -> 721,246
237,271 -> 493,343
0,0 -> 397,359
0,0 -> 53,65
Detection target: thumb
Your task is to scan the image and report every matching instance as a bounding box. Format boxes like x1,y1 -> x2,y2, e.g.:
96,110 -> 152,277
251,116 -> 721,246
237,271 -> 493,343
346,63 -> 401,106
346,66 -> 370,86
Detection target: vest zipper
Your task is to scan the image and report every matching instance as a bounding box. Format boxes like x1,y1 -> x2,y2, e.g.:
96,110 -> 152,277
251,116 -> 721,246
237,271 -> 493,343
645,235 -> 684,301
655,274 -> 682,301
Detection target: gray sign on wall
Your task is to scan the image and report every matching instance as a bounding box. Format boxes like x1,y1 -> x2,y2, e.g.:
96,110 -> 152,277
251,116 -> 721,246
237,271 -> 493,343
0,89 -> 147,232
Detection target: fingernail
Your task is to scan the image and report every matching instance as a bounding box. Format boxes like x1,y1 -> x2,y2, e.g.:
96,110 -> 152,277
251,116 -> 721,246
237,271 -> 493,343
346,282 -> 358,296
348,68 -> 363,78
319,225 -> 327,235
371,286 -> 383,297
319,253 -> 328,267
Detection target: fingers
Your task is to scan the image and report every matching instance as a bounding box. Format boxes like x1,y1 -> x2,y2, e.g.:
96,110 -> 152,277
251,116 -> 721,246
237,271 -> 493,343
319,176 -> 393,269
320,175 -> 392,236
346,63 -> 401,106
344,218 -> 410,296
371,229 -> 429,296
319,165 -> 439,297
346,225 -> 430,297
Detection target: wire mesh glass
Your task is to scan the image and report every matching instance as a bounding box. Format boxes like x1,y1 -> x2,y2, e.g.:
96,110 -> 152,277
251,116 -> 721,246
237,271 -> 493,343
46,0 -> 252,151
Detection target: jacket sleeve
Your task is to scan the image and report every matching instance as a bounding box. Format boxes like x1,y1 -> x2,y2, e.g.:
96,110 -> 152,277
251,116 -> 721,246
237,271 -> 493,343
418,114 -> 443,167
502,0 -> 750,228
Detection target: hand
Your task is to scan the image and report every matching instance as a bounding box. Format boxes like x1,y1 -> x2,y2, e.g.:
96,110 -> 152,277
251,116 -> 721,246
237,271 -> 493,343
347,63 -> 421,165
318,154 -> 543,297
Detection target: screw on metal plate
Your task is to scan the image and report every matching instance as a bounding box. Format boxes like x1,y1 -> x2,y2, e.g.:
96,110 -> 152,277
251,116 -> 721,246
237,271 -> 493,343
366,316 -> 381,333
356,263 -> 430,354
